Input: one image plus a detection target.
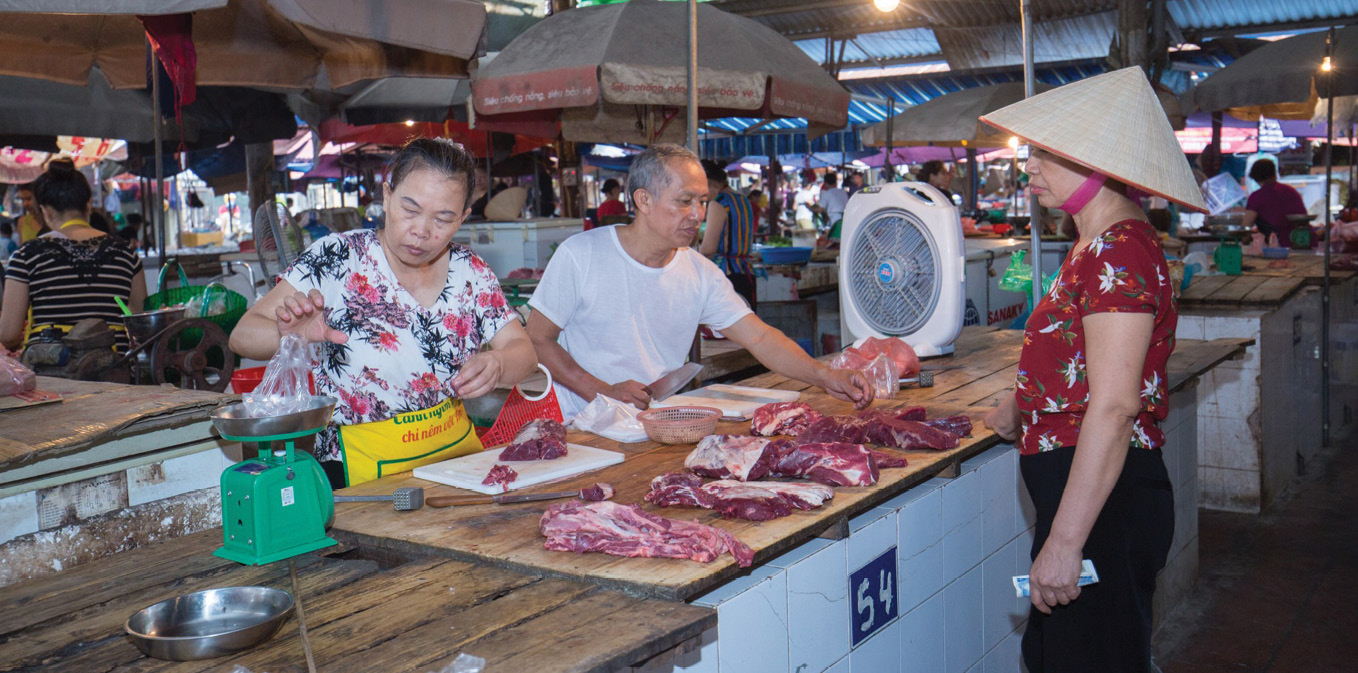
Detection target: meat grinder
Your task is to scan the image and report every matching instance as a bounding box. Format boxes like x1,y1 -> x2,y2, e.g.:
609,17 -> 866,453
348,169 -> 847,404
208,397 -> 339,565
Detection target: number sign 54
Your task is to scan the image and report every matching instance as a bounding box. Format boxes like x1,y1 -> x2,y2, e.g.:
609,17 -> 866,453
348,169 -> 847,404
849,546 -> 898,648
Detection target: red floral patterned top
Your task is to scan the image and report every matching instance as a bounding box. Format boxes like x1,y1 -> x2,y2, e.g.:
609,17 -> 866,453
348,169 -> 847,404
1014,219 -> 1177,455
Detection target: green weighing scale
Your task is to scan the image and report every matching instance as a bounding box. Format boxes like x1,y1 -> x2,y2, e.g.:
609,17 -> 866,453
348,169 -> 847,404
208,397 -> 339,565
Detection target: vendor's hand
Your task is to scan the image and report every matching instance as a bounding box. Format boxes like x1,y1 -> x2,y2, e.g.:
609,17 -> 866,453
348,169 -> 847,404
984,400 -> 1021,441
821,368 -> 874,410
453,351 -> 503,399
604,380 -> 652,410
275,289 -> 348,345
1027,540 -> 1084,614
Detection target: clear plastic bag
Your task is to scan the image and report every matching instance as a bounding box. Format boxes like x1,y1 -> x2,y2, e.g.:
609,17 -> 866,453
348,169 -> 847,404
183,282 -> 230,318
849,336 -> 919,378
571,394 -> 649,443
426,653 -> 486,673
861,354 -> 899,401
0,353 -> 36,397
830,349 -> 871,372
242,333 -> 314,417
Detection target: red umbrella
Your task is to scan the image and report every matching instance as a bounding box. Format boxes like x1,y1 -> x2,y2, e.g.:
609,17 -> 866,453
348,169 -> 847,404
316,119 -> 553,157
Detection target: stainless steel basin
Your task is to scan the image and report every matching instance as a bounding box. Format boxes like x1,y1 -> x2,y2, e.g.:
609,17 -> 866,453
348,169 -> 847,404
124,586 -> 293,661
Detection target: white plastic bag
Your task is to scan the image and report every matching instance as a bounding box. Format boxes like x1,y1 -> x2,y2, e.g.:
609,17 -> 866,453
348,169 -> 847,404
242,333 -> 314,417
0,353 -> 36,397
862,354 -> 899,401
571,394 -> 649,443
426,653 -> 486,673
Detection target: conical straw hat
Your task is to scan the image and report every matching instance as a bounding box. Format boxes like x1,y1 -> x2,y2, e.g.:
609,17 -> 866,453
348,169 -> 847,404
980,67 -> 1207,212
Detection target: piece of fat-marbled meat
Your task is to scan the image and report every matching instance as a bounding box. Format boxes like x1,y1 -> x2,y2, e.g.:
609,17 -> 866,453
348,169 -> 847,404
481,464 -> 518,491
645,471 -> 834,521
750,402 -> 823,437
685,434 -> 780,481
770,441 -> 879,487
796,415 -> 870,445
924,416 -> 974,438
498,419 -> 568,461
860,412 -> 960,451
539,500 -> 754,567
579,483 -> 615,501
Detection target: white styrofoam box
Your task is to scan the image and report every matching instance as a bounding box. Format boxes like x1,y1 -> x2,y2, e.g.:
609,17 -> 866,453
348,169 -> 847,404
943,567 -> 985,673
848,507 -> 898,569
896,484 -> 945,613
981,539 -> 1023,652
768,538 -> 849,673
0,491 -> 39,545
942,471 -> 984,584
127,448 -> 235,507
978,449 -> 1019,557
900,592 -> 945,673
849,619 -> 902,673
691,565 -> 789,673
982,628 -> 1023,673
825,656 -> 850,673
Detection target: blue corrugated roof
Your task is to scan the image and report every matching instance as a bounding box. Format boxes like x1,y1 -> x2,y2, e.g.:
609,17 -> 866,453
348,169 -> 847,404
794,28 -> 942,67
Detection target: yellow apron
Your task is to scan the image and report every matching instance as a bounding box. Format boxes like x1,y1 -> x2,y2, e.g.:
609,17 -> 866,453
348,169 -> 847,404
336,397 -> 483,486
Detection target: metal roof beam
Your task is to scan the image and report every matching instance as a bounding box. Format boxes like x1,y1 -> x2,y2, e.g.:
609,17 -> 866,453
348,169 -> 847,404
1189,16 -> 1358,40
720,0 -> 866,18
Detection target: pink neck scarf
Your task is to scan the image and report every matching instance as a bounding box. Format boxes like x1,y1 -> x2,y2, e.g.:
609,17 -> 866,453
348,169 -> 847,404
1059,171 -> 1108,214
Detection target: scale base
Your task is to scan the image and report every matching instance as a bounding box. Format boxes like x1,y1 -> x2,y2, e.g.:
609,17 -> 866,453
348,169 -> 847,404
214,536 -> 339,566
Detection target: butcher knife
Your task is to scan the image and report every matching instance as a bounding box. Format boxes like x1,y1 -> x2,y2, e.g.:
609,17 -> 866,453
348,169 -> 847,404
646,362 -> 704,402
426,490 -> 583,507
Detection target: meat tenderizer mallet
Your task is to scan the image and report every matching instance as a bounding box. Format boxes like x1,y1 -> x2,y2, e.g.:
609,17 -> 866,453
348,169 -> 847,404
334,487 -> 425,511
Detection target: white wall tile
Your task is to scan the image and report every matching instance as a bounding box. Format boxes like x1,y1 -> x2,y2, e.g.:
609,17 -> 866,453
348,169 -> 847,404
979,449 -> 1019,557
0,491 -> 38,544
824,656 -> 849,673
1174,315 -> 1204,340
900,593 -> 945,673
982,629 -> 1023,673
693,564 -> 784,607
981,540 -> 1024,652
1014,529 -> 1035,575
783,539 -> 850,673
714,571 -> 789,673
127,448 -> 234,507
942,471 -> 983,584
878,478 -> 944,514
849,619 -> 902,673
898,488 -> 942,559
848,508 -> 898,570
944,567 -> 984,673
1015,466 -> 1037,538
899,528 -> 944,614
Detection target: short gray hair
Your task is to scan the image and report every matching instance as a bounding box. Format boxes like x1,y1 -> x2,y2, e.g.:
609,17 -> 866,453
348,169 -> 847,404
627,144 -> 699,199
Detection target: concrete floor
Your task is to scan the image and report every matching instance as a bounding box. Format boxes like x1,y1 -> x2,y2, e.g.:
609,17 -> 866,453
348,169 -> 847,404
1153,435 -> 1358,672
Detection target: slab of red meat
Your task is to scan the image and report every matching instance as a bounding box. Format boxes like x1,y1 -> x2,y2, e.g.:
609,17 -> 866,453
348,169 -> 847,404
796,415 -> 869,445
498,419 -> 568,461
892,406 -> 927,422
539,500 -> 754,567
481,464 -> 518,491
685,435 -> 780,481
862,414 -> 960,451
770,442 -> 879,487
645,472 -> 835,521
924,416 -> 974,438
750,402 -> 823,437
870,449 -> 910,468
580,483 -> 615,501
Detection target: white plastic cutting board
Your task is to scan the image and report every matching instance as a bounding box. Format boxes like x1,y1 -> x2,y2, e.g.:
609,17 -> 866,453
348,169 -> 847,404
652,384 -> 800,419
412,443 -> 624,495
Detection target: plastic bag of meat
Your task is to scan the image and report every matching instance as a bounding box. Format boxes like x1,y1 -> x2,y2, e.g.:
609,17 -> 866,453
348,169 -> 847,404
0,353 -> 36,397
830,349 -> 871,372
685,435 -> 781,481
848,337 -> 920,378
539,500 -> 754,567
498,419 -> 568,461
750,402 -> 823,437
861,354 -> 899,401
243,333 -> 314,417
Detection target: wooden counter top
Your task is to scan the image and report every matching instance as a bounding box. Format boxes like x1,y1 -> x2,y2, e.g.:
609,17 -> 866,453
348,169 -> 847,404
0,531 -> 713,673
332,327 -> 1253,602
1179,253 -> 1355,310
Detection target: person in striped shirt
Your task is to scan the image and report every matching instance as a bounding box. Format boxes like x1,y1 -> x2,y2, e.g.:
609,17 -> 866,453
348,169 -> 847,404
700,160 -> 757,310
1,160 -> 145,352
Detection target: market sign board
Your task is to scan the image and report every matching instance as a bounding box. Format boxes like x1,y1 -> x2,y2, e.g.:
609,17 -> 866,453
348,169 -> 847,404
849,546 -> 899,648
1175,127 -> 1258,154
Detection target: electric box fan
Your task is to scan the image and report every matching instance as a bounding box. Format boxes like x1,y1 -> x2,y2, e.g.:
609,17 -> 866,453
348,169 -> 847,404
838,182 -> 965,357
252,202 -> 303,288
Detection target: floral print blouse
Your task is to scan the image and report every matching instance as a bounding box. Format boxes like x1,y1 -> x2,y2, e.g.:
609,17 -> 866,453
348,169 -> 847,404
1015,219 -> 1177,456
283,230 -> 515,461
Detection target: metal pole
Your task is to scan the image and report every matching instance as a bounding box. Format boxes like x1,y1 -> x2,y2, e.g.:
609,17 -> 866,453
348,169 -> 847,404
885,97 -> 895,182
151,43 -> 167,259
1322,27 -> 1335,447
686,0 -> 698,152
1021,0 -> 1042,310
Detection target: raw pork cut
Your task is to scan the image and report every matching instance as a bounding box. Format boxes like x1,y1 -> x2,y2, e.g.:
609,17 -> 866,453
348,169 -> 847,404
861,413 -> 960,451
481,464 -> 518,490
685,435 -> 779,481
539,500 -> 754,567
499,419 -> 568,461
580,483 -> 615,501
796,416 -> 869,445
924,416 -> 973,438
846,337 -> 920,378
644,472 -> 835,521
750,402 -> 823,437
770,442 -> 879,487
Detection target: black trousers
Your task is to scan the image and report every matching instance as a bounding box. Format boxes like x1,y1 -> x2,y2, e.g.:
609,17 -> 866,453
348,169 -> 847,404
727,272 -> 757,312
1020,446 -> 1175,673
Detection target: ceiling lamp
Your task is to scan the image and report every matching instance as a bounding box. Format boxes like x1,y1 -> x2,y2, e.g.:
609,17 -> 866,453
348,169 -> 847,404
873,0 -> 900,12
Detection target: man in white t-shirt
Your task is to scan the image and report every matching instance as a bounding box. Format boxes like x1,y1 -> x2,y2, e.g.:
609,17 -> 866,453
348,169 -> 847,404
814,172 -> 849,230
526,144 -> 873,419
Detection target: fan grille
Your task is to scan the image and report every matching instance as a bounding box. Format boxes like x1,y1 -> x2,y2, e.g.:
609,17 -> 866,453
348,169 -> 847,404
846,208 -> 941,336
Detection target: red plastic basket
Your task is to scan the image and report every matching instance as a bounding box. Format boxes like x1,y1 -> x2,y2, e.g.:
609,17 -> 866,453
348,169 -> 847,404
475,364 -> 564,447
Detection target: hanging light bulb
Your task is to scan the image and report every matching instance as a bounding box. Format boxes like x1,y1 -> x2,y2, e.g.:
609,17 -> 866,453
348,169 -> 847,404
404,119 -> 416,126
1008,136 -> 1020,149
873,0 -> 900,12
1321,56 -> 1333,72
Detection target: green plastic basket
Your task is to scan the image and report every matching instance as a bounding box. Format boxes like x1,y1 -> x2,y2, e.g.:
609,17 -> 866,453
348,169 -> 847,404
143,261 -> 248,341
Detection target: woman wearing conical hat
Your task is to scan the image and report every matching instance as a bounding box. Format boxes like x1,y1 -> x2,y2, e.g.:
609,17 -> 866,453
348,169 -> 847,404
981,67 -> 1206,673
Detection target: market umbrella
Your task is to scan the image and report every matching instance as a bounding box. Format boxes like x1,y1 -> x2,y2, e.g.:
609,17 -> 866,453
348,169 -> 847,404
860,82 -> 1055,147
316,119 -> 554,157
471,0 -> 850,145
1187,25 -> 1358,120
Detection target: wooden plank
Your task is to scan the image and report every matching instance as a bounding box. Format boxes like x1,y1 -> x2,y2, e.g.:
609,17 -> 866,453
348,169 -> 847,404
1167,338 -> 1254,391
1240,277 -> 1306,306
1210,275 -> 1270,303
1179,274 -> 1234,303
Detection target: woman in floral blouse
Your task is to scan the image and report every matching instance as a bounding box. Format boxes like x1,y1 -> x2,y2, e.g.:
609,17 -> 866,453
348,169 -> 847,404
231,139 -> 537,487
978,69 -> 1208,673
